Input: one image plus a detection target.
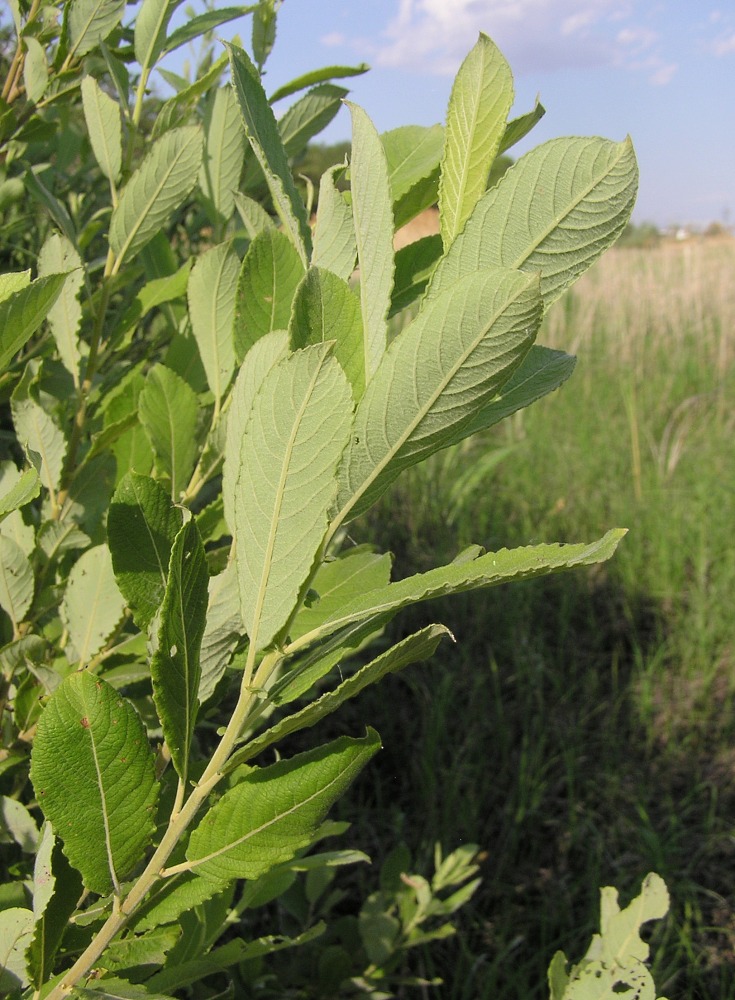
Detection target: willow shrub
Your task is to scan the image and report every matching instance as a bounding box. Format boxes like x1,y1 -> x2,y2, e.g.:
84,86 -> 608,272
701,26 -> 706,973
0,1 -> 669,997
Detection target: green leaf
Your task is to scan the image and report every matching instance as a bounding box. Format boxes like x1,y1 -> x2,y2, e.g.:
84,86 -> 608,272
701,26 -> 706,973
279,84 -> 348,160
289,546 -> 392,642
233,227 -> 305,362
0,272 -> 68,374
252,0 -> 278,71
134,0 -> 183,71
591,873 -> 669,967
222,329 -> 289,533
30,672 -> 158,895
198,560 -> 242,704
117,260 -> 193,339
81,75 -> 122,183
71,976 -> 177,999
499,97 -> 545,155
187,242 -> 238,404
548,951 -> 570,1000
27,826 -> 83,989
163,5 -> 256,55
383,124 -> 443,220
270,63 -> 369,103
233,191 -> 274,238
11,395 -> 67,497
234,344 -> 353,651
290,267 -> 365,401
0,794 -> 39,850
429,136 -> 639,308
150,520 -> 208,781
38,232 -> 83,383
0,907 -> 33,992
312,164 -> 356,281
393,168 -> 440,230
389,234 -> 442,317
0,466 -> 40,522
23,37 -> 47,103
186,730 -> 380,880
139,364 -> 200,500
109,126 -> 203,268
442,345 -> 577,446
68,0 -> 126,58
439,33 -> 513,249
290,530 -> 628,648
227,42 -> 311,265
236,626 -> 449,763
0,269 -> 30,303
133,874 -> 229,933
62,545 -> 126,667
336,268 -> 542,524
199,86 -> 245,226
107,471 -> 184,629
347,102 -> 394,382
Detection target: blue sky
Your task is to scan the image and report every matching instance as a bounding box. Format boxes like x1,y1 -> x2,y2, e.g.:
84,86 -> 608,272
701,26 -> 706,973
187,1 -> 735,229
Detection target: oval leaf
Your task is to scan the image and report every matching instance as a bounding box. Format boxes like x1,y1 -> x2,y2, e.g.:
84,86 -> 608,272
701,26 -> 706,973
430,136 -> 639,308
0,273 -> 68,374
138,364 -> 200,500
38,232 -> 84,383
109,126 -> 203,268
188,242 -> 238,404
62,545 -> 126,666
199,86 -> 245,225
81,75 -> 122,183
68,0 -> 126,58
186,731 -> 380,880
311,164 -> 356,282
30,672 -> 158,895
234,344 -> 353,651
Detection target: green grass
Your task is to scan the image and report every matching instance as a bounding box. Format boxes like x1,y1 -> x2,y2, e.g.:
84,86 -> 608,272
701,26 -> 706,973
335,238 -> 735,998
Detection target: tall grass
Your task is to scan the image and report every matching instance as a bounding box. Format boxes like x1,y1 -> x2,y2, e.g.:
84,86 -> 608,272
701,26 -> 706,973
342,237 -> 735,998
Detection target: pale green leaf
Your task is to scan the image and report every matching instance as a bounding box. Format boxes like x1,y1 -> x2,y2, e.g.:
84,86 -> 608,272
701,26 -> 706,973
594,873 -> 669,967
109,126 -> 203,268
62,544 -> 126,666
198,560 -> 242,704
134,0 -> 182,70
11,396 -> 67,496
23,37 -> 47,103
30,672 -> 158,895
71,975 -> 177,999
81,75 -> 122,183
563,959 -> 656,1000
32,821 -> 55,918
383,124 -> 443,216
163,5 -> 256,55
186,730 -> 380,880
393,167 -> 440,230
234,344 -> 353,651
439,33 -> 513,248
279,84 -> 347,160
28,831 -> 83,989
37,520 -> 90,560
442,345 -> 577,447
290,267 -> 365,400
289,530 -> 627,649
336,268 -> 542,524
107,471 -> 184,629
199,86 -> 245,225
188,242 -> 238,403
270,63 -> 369,103
236,625 -> 449,764
103,925 -> 180,971
68,0 -> 126,58
347,101 -> 394,382
0,466 -> 40,522
0,794 -> 39,850
0,462 -> 35,555
150,520 -> 208,781
312,164 -> 356,281
290,546 -> 392,642
38,232 -> 83,383
222,329 -> 289,533
429,136 -> 639,308
0,272 -> 68,374
0,269 -> 30,303
233,227 -> 305,362
390,234 -> 442,317
233,191 -> 274,238
139,364 -> 200,500
0,908 -> 33,992
117,259 -> 193,339
548,950 -> 570,1000
227,42 -> 311,265
7,0 -> 21,37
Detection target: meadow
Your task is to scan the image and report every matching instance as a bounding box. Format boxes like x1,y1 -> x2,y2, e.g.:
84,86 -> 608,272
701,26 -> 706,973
340,235 -> 735,998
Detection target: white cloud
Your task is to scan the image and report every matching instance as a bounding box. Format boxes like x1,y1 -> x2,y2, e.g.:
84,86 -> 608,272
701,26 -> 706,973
321,31 -> 346,47
712,30 -> 735,55
374,0 -> 673,82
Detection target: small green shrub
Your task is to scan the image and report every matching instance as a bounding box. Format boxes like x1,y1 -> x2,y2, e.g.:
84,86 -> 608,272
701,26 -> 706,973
0,1 -> 666,996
